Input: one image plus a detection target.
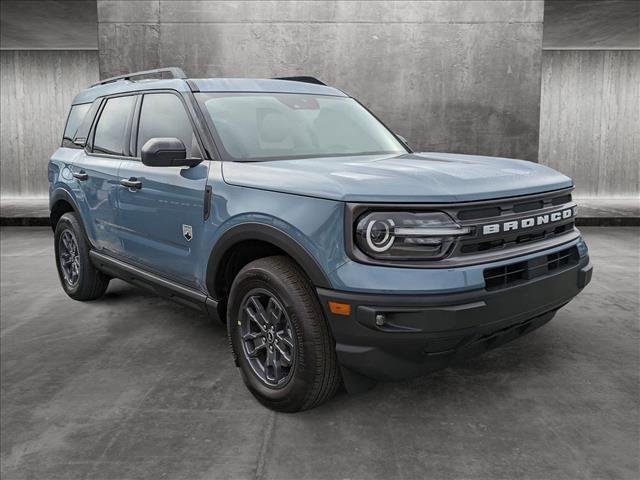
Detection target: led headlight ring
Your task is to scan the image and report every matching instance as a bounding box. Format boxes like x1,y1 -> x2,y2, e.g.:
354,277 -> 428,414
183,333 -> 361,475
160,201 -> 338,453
365,218 -> 395,252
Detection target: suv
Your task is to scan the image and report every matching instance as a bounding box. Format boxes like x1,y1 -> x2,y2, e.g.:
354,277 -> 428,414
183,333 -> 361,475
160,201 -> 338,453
49,67 -> 592,412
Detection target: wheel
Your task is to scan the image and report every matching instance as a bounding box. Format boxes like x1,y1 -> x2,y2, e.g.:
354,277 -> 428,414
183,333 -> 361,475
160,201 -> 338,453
54,212 -> 110,301
227,256 -> 341,412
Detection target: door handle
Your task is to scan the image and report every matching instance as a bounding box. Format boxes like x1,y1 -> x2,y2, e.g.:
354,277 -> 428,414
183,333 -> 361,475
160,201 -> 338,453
120,177 -> 142,189
72,170 -> 88,181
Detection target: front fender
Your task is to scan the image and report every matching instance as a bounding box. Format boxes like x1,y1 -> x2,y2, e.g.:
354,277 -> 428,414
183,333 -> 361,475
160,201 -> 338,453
205,221 -> 334,298
199,163 -> 347,296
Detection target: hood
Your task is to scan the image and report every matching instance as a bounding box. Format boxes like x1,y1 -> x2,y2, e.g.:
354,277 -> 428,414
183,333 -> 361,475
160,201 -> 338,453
221,152 -> 573,203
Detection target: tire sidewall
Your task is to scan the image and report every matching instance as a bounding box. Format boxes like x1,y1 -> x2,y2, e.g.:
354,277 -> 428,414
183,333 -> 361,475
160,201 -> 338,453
228,264 -> 319,408
54,213 -> 89,297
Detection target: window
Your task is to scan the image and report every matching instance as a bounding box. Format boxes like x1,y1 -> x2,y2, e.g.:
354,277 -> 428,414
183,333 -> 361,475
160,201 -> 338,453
69,100 -> 101,148
136,93 -> 199,157
197,93 -> 405,161
62,103 -> 91,148
93,95 -> 136,156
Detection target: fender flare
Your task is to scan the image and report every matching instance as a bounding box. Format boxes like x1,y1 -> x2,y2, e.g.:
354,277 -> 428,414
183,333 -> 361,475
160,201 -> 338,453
206,222 -> 332,299
49,187 -> 93,244
49,187 -> 80,223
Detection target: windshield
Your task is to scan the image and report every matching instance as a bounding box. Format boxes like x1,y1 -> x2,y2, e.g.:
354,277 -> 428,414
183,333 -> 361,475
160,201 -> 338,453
197,93 -> 406,161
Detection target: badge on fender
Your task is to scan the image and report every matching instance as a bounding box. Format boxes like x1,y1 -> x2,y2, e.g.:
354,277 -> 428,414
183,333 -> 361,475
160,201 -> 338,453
182,224 -> 193,241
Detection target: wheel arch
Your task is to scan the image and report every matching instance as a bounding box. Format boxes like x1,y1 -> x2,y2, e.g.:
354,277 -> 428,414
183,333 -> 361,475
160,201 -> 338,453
206,223 -> 332,302
50,188 -> 81,229
49,188 -> 93,245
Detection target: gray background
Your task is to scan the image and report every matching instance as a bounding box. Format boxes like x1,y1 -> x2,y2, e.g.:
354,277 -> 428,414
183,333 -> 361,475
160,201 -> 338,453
539,50 -> 639,197
0,4 -> 638,479
0,0 -> 638,199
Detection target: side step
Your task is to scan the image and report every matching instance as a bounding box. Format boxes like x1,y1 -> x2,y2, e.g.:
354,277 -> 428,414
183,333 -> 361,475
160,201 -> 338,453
89,250 -> 220,321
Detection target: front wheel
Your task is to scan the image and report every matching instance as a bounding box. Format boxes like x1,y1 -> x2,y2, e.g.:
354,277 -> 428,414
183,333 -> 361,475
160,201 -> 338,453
227,256 -> 341,412
54,212 -> 110,301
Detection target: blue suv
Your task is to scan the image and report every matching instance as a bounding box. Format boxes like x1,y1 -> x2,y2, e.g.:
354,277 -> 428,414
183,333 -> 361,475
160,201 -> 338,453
49,68 -> 592,411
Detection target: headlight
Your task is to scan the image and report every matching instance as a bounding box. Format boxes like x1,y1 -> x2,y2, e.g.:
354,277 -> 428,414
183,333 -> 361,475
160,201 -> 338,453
355,211 -> 470,260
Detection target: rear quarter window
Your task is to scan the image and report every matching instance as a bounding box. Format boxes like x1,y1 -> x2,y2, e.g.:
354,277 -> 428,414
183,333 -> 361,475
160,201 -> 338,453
72,100 -> 102,148
61,103 -> 91,148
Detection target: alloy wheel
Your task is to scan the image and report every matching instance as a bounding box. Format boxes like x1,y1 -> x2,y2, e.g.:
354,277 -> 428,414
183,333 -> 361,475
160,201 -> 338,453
59,230 -> 80,287
239,289 -> 296,387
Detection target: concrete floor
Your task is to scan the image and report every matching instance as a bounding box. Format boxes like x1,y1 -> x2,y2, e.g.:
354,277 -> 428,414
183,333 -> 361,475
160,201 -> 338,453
1,227 -> 638,480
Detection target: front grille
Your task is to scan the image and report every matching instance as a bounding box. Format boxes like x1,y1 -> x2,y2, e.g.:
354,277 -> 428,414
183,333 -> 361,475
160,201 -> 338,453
483,246 -> 579,291
453,190 -> 577,257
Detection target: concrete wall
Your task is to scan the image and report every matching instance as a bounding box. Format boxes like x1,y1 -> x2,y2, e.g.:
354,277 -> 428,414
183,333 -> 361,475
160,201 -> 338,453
0,50 -> 99,197
539,50 -> 639,198
0,1 -> 98,50
97,0 -> 544,161
543,0 -> 640,50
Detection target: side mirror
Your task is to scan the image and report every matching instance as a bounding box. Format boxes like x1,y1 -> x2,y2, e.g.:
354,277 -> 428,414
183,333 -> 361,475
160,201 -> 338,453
141,137 -> 201,167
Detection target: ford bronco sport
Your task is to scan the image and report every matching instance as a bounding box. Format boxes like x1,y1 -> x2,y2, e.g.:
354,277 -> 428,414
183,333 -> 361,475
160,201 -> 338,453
49,68 -> 593,412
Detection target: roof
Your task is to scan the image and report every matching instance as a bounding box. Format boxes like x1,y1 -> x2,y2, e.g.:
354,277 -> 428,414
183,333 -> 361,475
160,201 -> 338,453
72,77 -> 346,104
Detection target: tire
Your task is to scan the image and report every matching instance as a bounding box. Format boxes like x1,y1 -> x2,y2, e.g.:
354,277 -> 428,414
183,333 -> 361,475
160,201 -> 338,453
227,256 -> 341,412
54,212 -> 110,301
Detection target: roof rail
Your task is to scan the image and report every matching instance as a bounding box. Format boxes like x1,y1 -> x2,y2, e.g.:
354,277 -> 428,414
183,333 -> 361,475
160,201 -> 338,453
91,67 -> 187,87
273,76 -> 326,86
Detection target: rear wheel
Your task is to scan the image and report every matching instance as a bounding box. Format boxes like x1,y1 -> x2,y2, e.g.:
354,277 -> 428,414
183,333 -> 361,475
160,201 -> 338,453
54,212 -> 110,301
227,256 -> 341,412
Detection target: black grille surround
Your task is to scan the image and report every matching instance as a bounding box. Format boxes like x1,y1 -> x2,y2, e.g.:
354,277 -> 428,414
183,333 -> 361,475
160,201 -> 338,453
345,187 -> 580,268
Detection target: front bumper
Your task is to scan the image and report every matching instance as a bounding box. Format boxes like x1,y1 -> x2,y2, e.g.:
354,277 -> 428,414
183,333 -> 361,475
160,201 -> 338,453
318,254 -> 592,383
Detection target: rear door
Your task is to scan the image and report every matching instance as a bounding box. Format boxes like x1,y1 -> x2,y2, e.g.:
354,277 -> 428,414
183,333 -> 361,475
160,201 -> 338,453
116,91 -> 210,287
70,94 -> 137,252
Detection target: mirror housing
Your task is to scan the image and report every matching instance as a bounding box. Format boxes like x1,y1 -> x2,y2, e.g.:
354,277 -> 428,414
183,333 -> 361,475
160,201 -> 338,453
141,137 -> 201,167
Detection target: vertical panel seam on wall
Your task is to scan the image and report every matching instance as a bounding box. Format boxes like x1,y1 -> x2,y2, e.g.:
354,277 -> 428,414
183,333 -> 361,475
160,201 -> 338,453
157,0 -> 162,68
598,50 -> 607,197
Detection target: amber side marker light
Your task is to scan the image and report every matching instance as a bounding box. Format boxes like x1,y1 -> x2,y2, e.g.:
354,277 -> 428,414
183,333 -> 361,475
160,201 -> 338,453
328,301 -> 351,316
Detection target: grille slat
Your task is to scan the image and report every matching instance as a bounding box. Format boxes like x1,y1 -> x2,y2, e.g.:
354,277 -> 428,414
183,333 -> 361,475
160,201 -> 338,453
456,192 -> 572,221
459,222 -> 575,255
513,200 -> 544,213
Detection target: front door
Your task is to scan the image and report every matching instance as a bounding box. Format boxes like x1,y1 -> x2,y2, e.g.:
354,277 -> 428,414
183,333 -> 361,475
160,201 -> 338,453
71,95 -> 137,252
116,92 -> 210,287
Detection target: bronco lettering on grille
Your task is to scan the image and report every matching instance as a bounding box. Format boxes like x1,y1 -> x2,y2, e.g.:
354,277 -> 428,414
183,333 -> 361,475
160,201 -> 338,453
482,207 -> 576,235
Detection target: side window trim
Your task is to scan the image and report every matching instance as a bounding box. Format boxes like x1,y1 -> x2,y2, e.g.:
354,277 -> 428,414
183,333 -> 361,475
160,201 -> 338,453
129,94 -> 142,158
86,98 -> 107,153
